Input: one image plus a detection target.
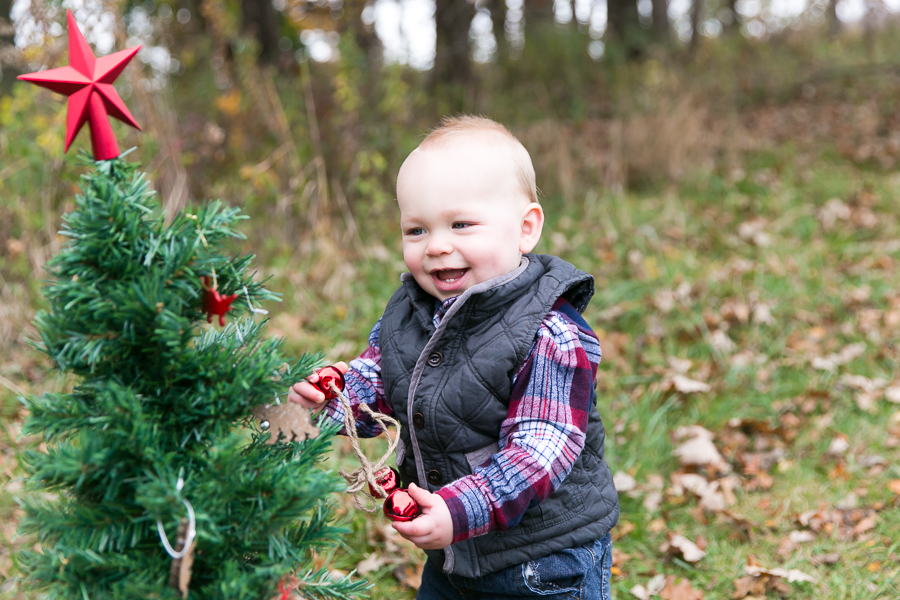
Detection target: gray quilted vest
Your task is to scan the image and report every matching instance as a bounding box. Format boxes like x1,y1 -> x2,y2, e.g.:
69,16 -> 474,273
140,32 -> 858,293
380,254 -> 619,578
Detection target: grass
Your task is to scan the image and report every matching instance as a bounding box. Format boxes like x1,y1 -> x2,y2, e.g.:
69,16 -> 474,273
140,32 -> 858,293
3,153 -> 900,598
4,150 -> 900,598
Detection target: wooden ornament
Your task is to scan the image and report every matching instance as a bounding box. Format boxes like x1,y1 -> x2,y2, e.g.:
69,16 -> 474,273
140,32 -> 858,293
252,402 -> 320,444
169,518 -> 195,599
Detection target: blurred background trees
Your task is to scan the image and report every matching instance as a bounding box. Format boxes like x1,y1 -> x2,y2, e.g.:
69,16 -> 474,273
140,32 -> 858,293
1,0 -> 899,316
2,0 -> 898,226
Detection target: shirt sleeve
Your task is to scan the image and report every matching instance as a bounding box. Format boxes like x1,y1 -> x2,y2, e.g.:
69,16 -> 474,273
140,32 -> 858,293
435,300 -> 601,543
319,318 -> 394,437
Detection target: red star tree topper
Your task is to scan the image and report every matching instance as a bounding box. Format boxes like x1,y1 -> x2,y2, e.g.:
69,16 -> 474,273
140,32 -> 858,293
18,10 -> 142,160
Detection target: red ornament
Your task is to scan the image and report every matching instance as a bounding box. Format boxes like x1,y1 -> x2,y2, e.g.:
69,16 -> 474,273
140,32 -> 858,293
310,366 -> 345,400
383,489 -> 421,522
18,10 -> 142,160
368,467 -> 400,498
201,276 -> 237,326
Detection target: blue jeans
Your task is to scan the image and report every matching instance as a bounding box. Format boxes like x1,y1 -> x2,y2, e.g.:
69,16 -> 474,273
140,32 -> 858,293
417,534 -> 613,600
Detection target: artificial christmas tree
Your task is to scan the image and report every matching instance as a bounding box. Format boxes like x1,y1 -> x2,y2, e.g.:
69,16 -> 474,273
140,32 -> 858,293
15,12 -> 366,600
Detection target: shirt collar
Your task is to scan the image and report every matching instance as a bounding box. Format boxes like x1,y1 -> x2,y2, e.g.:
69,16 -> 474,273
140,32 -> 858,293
433,296 -> 459,328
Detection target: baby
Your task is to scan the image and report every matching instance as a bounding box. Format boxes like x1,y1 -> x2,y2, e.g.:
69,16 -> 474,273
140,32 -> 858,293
289,116 -> 619,599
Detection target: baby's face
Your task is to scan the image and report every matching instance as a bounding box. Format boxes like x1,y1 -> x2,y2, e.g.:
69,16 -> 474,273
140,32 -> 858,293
396,139 -> 542,300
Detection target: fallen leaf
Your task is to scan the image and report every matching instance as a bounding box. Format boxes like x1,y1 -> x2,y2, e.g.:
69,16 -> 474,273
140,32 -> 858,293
392,563 -> 423,590
709,329 -> 736,353
744,564 -> 817,583
776,537 -> 797,558
612,548 -> 631,567
614,520 -> 636,541
732,574 -> 767,598
644,491 -> 663,512
5,238 -> 25,257
817,198 -> 851,229
826,435 -> 850,456
633,573 -> 667,599
721,299 -> 751,323
885,387 -> 900,404
858,455 -> 886,467
889,480 -> 900,495
648,518 -> 668,533
648,573 -> 668,594
667,356 -> 693,374
674,436 -> 726,468
670,375 -> 712,394
631,585 -> 651,600
811,343 -> 866,371
659,575 -> 704,600
788,530 -> 816,543
752,302 -> 775,325
851,515 -> 876,538
661,534 -> 707,563
356,553 -> 389,575
614,471 -> 638,493
809,551 -> 841,566
738,448 -> 786,474
675,425 -> 716,441
855,391 -> 879,411
669,473 -> 734,511
655,289 -> 677,313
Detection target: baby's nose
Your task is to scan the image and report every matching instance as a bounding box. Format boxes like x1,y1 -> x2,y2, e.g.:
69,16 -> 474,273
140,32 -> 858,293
425,235 -> 453,256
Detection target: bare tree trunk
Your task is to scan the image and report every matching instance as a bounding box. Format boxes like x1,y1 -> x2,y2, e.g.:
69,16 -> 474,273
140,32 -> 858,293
607,0 -> 643,59
827,0 -> 840,37
488,0 -> 507,60
0,0 -> 20,96
241,0 -> 280,65
342,0 -> 382,62
689,0 -> 702,54
524,0 -> 555,40
721,0 -> 738,35
433,0 -> 476,87
651,0 -> 669,42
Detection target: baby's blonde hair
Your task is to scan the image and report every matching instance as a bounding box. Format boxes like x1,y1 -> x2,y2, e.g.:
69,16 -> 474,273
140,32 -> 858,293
420,115 -> 539,204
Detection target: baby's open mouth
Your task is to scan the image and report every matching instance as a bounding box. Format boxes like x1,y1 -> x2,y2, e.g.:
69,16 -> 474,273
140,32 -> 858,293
434,268 -> 468,283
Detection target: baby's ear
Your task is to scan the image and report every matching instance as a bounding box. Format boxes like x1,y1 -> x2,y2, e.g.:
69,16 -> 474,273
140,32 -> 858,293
519,202 -> 544,254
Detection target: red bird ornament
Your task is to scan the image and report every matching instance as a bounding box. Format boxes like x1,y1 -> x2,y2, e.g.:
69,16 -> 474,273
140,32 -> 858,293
201,276 -> 237,326
18,10 -> 142,160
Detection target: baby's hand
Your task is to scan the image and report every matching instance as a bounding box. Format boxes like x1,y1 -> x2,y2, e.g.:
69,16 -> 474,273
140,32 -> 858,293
287,362 -> 349,409
391,483 -> 454,550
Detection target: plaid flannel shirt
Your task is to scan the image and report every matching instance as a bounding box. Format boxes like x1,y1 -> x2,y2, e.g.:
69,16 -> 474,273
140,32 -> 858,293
320,296 -> 601,543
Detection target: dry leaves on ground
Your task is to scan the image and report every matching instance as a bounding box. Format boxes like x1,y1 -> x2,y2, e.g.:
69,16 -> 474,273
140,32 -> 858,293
659,575 -> 705,600
733,556 -> 816,599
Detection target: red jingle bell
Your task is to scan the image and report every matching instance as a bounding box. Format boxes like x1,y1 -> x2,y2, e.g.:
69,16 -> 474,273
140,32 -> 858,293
310,366 -> 345,400
368,467 -> 401,498
383,489 -> 421,522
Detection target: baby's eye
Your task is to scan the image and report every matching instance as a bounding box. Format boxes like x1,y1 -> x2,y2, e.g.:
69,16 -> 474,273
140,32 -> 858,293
405,227 -> 425,236
452,222 -> 471,229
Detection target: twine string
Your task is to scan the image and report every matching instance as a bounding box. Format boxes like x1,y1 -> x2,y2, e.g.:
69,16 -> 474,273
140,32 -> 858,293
329,381 -> 400,512
156,478 -> 196,560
